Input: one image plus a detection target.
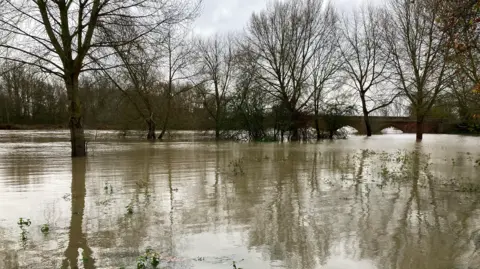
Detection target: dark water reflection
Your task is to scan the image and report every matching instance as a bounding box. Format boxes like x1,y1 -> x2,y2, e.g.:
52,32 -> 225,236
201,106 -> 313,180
0,132 -> 480,269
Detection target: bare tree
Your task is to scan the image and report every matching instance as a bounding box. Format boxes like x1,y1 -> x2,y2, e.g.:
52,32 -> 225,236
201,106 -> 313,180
383,0 -> 451,140
310,5 -> 343,140
99,36 -> 161,140
232,41 -> 271,141
195,34 -> 235,140
245,0 -> 330,141
157,26 -> 197,140
339,5 -> 398,136
322,95 -> 357,139
0,0 -> 201,156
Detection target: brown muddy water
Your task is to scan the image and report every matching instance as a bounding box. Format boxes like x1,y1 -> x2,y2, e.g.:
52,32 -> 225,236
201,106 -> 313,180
1,130 -> 480,269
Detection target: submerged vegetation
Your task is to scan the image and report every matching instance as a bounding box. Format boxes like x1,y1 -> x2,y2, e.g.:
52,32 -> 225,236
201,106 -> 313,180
40,224 -> 49,234
126,201 -> 134,215
136,248 -> 160,269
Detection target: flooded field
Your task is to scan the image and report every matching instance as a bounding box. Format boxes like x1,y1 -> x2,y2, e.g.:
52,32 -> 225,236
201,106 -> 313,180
0,130 -> 480,269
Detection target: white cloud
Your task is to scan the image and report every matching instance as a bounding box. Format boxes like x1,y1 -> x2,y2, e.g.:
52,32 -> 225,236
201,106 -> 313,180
192,0 -> 381,36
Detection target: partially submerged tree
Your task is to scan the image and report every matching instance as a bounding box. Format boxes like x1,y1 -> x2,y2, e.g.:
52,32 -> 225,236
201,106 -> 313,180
157,26 -> 197,140
195,34 -> 236,140
321,95 -> 357,139
99,36 -> 161,140
383,0 -> 451,140
340,5 -> 398,136
232,42 -> 270,141
310,5 -> 343,140
0,0 -> 201,156
245,0 -> 331,141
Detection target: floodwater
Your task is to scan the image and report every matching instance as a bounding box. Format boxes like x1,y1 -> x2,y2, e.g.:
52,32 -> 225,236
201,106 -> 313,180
0,130 -> 480,269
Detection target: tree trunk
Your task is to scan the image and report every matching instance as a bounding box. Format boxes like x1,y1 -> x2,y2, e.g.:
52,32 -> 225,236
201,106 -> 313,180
158,95 -> 172,140
361,95 -> 372,136
290,127 -> 300,141
158,112 -> 170,140
146,118 -> 156,140
158,118 -> 168,140
416,120 -> 424,141
290,110 -> 300,141
65,73 -> 86,157
364,114 -> 372,136
273,122 -> 278,141
215,124 -> 220,140
329,130 -> 334,140
315,118 -> 321,141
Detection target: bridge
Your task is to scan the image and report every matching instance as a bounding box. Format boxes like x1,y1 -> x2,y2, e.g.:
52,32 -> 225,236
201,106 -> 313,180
307,115 -> 458,134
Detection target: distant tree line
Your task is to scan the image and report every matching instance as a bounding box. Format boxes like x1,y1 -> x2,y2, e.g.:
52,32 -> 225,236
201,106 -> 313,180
0,0 -> 479,156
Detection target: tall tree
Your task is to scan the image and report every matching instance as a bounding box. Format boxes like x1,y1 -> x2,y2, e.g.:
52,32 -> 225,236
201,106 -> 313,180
438,0 -> 480,128
0,0 -> 201,156
339,5 -> 398,136
232,41 -> 270,141
157,26 -> 197,140
195,34 -> 235,140
310,5 -> 342,140
383,0 -> 451,140
100,37 -> 162,140
245,0 -> 329,141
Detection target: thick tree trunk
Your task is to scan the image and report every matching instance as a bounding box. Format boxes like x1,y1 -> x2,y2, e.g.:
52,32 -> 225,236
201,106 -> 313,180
290,110 -> 300,141
361,95 -> 372,136
215,125 -> 220,140
146,118 -> 156,140
364,114 -> 372,136
416,120 -> 424,141
65,73 -> 86,157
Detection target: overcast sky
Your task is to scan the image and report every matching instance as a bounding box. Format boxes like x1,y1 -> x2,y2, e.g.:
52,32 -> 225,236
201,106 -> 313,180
192,0 -> 379,36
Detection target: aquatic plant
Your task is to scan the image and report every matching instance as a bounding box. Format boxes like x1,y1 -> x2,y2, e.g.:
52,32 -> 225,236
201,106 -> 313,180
126,201 -> 134,214
17,218 -> 31,248
136,255 -> 147,269
40,224 -> 49,234
380,165 -> 389,179
17,218 -> 31,227
136,248 -> 161,268
20,229 -> 28,245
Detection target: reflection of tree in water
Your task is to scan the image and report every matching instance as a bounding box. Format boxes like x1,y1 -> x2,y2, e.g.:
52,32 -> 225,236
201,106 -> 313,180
247,148 -> 328,269
37,143 -> 480,269
244,146 -> 480,269
61,158 -> 95,269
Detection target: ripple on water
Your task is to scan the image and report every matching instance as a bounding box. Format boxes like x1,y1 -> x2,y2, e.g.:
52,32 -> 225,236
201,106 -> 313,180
0,133 -> 479,268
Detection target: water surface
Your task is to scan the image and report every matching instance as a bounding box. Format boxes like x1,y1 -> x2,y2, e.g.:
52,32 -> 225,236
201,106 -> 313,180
1,131 -> 480,269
